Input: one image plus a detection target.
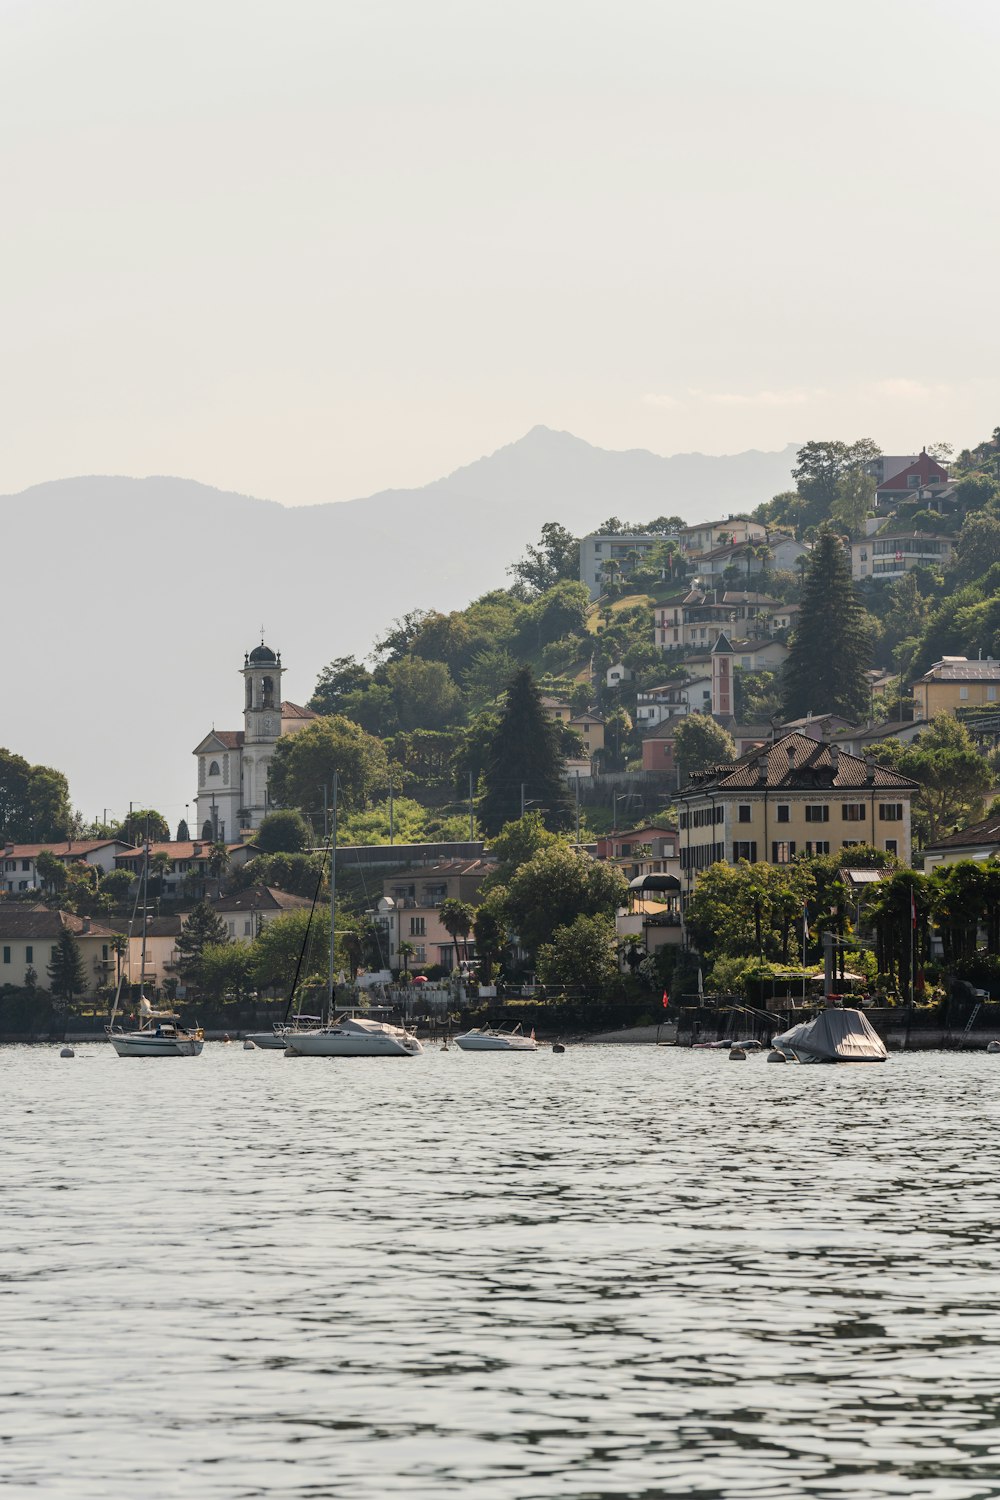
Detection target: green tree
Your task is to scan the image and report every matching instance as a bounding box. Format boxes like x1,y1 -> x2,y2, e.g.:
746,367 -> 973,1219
120,808 -> 171,845
462,648 -> 520,706
255,810 -> 311,854
386,657 -> 464,731
199,943 -> 255,1003
176,901 -> 230,991
472,888 -> 508,980
252,908 -> 329,993
176,819 -> 190,842
831,461 -> 876,535
673,715 -> 736,781
150,850 -> 173,895
439,898 -> 475,971
504,844 -> 628,956
527,580 -> 591,649
782,527 -> 871,720
0,748 -> 72,842
536,912 -> 620,996
309,656 -> 374,716
46,925 -> 88,1003
35,850 -> 67,894
483,812 -> 562,887
877,716 -> 992,845
508,522 -> 581,595
953,512 -> 1000,586
268,715 -> 389,816
478,668 -> 574,835
792,439 -> 881,529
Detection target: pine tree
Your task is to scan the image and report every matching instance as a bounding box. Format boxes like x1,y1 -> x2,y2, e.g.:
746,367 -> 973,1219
176,818 -> 190,841
47,925 -> 88,1002
782,527 -> 871,721
176,900 -> 230,990
478,667 -> 574,836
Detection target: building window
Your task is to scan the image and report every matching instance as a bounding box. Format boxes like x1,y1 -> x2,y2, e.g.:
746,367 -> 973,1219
102,944 -> 109,961
25,946 -> 32,963
771,841 -> 795,864
805,841 -> 830,855
843,839 -> 861,848
885,839 -> 898,856
732,841 -> 757,862
21,860 -> 30,871
209,760 -> 221,776
776,805 -> 790,824
805,805 -> 830,823
842,804 -> 865,821
879,803 -> 903,821
414,945 -> 426,962
960,686 -> 969,700
989,686 -> 997,702
409,917 -> 426,937
738,805 -> 752,824
244,920 -> 252,936
2,947 -> 8,964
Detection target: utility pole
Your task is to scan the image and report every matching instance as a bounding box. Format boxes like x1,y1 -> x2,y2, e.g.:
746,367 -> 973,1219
468,771 -> 474,841
575,772 -> 581,845
521,782 -> 526,818
389,783 -> 395,845
322,784 -> 328,842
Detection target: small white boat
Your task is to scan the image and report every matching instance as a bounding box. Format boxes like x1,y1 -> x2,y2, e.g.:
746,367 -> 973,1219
284,1011 -> 423,1057
454,1022 -> 538,1052
770,1006 -> 887,1064
108,1005 -> 205,1058
244,1015 -> 323,1050
986,1040 -> 1000,1055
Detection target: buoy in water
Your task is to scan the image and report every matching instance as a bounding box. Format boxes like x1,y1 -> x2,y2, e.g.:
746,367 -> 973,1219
767,1049 -> 787,1063
552,1043 -> 566,1053
59,1046 -> 75,1058
729,1046 -> 747,1060
987,1040 -> 1000,1054
243,1039 -> 258,1050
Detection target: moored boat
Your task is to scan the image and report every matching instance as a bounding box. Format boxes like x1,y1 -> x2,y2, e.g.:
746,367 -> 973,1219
770,1005 -> 887,1064
454,1022 -> 537,1052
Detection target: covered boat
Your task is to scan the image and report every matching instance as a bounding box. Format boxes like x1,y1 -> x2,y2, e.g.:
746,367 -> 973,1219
770,1006 -> 887,1064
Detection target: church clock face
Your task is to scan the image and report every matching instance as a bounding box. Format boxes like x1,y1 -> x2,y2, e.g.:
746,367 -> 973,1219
262,715 -> 274,736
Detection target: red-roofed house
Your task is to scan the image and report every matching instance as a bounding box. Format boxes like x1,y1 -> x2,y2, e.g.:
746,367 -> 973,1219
875,450 -> 949,507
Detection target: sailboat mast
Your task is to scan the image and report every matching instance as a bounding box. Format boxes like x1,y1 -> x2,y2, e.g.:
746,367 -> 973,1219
327,773 -> 338,1025
139,822 -> 150,991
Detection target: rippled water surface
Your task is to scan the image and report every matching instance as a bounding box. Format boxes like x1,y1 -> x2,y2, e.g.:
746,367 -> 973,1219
2,1044 -> 999,1499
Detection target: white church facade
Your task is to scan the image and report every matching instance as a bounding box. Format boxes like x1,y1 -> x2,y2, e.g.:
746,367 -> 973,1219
192,642 -> 316,842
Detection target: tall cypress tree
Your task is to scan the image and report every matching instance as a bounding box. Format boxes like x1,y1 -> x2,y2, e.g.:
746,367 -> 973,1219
478,667 -> 574,836
176,900 -> 230,991
47,926 -> 88,1002
782,527 -> 871,721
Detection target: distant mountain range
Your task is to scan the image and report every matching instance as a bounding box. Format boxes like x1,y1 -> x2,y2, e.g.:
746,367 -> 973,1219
3,427 -> 796,820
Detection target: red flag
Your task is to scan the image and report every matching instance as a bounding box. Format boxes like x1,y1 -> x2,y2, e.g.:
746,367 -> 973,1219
662,990 -> 670,1008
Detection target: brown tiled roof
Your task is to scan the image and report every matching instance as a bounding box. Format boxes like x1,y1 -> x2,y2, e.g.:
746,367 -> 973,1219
680,731 -> 920,795
211,886 -> 312,914
924,815 -> 1000,852
0,906 -> 117,939
280,701 -> 318,720
205,730 -> 244,749
115,841 -> 243,864
387,858 -> 496,879
0,840 -> 127,861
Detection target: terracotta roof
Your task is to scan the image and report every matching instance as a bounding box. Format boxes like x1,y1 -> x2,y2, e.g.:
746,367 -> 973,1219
0,840 -> 126,861
924,815 -> 1000,852
387,858 -> 497,879
206,730 -> 244,749
679,731 -> 920,795
115,841 -> 243,864
0,906 -> 117,939
280,701 -> 318,720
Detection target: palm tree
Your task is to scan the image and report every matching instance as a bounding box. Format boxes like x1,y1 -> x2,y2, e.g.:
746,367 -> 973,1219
207,842 -> 230,896
397,939 -> 416,979
439,898 -> 475,974
150,850 -> 173,899
599,558 -> 622,596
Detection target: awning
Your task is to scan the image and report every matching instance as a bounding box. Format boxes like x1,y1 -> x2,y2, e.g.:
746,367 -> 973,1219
629,874 -> 681,893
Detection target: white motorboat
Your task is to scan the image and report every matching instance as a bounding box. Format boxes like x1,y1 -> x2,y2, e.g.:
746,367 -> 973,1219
244,1015 -> 323,1050
284,1010 -> 423,1057
454,1022 -> 538,1052
770,1005 -> 887,1064
106,835 -> 203,1058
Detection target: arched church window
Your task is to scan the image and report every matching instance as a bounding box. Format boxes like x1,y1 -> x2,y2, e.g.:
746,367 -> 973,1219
208,760 -> 221,777
262,676 -> 274,708
246,679 -> 253,709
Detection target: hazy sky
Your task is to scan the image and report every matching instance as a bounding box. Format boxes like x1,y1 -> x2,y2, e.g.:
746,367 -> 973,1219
2,0 -> 998,505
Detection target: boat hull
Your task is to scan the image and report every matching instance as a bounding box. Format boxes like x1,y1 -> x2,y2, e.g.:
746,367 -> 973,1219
284,1030 -> 422,1057
109,1034 -> 204,1057
244,1030 -> 290,1050
454,1034 -> 537,1051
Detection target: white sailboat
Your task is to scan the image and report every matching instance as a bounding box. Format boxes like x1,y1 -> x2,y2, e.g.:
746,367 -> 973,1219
106,837 -> 204,1058
282,776 -> 423,1059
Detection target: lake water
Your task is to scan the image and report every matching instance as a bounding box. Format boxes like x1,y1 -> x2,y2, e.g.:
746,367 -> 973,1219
1,1044 -> 999,1500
